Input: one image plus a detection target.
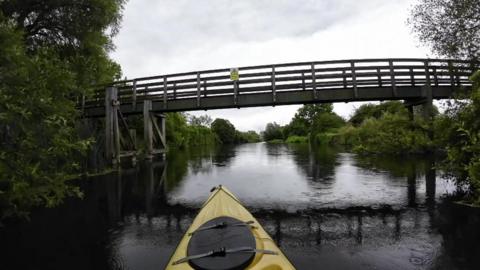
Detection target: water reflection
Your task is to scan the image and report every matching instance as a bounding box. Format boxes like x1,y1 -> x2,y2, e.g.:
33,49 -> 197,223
165,143 -> 450,210
1,143 -> 479,270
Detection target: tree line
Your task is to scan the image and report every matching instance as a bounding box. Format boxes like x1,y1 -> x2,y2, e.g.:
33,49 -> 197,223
165,113 -> 261,149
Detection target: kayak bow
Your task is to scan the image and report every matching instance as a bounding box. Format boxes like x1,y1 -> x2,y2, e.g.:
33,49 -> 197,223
166,185 -> 296,270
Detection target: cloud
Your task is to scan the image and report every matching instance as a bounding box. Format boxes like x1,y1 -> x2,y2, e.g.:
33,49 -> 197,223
111,0 -> 429,132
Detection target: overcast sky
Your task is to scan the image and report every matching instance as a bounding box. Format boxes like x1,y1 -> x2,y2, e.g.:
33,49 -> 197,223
110,0 -> 430,132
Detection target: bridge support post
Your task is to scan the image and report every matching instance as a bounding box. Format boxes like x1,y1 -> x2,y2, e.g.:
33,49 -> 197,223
421,85 -> 433,121
422,84 -> 434,140
105,86 -> 120,166
144,100 -> 153,159
143,99 -> 166,160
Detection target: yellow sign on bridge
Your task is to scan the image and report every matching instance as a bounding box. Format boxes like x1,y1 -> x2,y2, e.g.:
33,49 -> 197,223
230,68 -> 239,81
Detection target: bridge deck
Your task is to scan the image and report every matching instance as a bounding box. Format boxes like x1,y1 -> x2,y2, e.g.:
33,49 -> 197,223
82,58 -> 477,117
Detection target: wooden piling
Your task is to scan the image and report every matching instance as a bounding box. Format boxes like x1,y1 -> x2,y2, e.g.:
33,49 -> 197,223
144,100 -> 153,159
105,87 -> 118,165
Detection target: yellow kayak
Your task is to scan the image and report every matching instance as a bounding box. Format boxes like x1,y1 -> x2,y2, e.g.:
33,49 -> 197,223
166,185 -> 296,270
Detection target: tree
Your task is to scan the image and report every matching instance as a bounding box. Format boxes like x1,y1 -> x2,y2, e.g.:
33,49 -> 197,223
349,101 -> 407,126
311,113 -> 345,134
439,71 -> 480,204
211,118 -> 236,144
262,122 -> 283,141
282,104 -> 335,138
409,0 -> 480,204
188,114 -> 213,127
408,0 -> 480,61
0,0 -> 125,219
295,104 -> 334,128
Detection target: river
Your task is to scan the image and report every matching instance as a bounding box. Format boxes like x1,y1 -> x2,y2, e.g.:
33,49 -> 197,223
1,143 -> 479,270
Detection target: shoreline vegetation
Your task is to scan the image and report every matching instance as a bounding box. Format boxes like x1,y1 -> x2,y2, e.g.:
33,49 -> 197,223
261,71 -> 480,206
165,113 -> 261,149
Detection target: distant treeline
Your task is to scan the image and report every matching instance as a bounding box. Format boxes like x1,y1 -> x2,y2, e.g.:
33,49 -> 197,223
164,113 -> 261,149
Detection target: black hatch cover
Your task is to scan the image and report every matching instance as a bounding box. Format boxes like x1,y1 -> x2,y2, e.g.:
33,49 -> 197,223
187,216 -> 256,270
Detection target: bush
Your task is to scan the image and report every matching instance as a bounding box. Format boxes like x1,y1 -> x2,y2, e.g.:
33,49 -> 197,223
336,113 -> 433,154
314,133 -> 338,145
286,136 -> 308,144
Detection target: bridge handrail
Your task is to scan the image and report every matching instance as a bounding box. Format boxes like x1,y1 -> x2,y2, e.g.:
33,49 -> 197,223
109,58 -> 476,85
82,58 -> 479,110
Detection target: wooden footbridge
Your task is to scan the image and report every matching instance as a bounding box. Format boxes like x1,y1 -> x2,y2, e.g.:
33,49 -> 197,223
81,58 -> 477,164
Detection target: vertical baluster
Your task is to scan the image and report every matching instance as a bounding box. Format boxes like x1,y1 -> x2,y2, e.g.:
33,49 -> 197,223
343,69 -> 347,88
448,61 -> 455,86
272,65 -> 276,103
410,68 -> 415,87
455,66 -> 461,86
203,78 -> 207,97
424,60 -> 431,86
233,77 -> 238,106
163,77 -> 167,107
173,82 -> 177,99
302,72 -> 306,91
311,63 -> 317,99
132,80 -> 137,110
351,61 -> 358,98
389,60 -> 397,97
196,73 -> 201,107
433,67 -> 439,86
377,67 -> 382,87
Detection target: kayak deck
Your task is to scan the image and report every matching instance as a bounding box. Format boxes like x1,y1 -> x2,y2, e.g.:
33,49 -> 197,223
166,185 -> 296,270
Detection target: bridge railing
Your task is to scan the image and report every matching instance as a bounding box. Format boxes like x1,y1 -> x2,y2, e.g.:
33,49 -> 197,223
83,58 -> 477,109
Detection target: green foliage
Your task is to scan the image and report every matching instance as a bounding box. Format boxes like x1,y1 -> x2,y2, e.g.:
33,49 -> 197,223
408,0 -> 479,61
313,132 -> 338,145
346,113 -> 432,154
235,130 -> 261,143
283,118 -> 308,137
296,104 -> 334,126
284,104 -> 334,137
284,103 -> 345,144
165,112 -> 217,149
409,0 -> 480,203
0,1 -> 125,219
349,101 -> 407,126
439,70 -> 480,204
262,122 -> 284,141
310,112 -> 345,137
169,115 -> 254,146
211,118 -> 236,144
285,136 -> 309,144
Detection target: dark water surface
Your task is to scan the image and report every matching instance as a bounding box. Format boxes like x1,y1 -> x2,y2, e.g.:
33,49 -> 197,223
1,143 -> 480,270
